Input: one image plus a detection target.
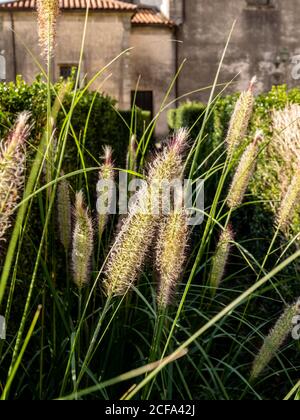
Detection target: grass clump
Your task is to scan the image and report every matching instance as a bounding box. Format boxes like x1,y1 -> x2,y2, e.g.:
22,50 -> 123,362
1,7 -> 300,403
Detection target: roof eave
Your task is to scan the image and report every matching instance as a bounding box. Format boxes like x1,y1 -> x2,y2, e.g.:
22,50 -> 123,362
0,7 -> 136,12
132,22 -> 174,29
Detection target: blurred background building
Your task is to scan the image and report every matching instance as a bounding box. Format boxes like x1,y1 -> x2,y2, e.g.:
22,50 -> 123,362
0,0 -> 300,135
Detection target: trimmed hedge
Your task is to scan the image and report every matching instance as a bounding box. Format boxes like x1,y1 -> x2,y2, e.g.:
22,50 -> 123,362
168,101 -> 215,160
168,96 -> 237,156
168,86 -> 300,264
0,76 -> 151,168
0,76 -> 151,283
167,101 -> 207,139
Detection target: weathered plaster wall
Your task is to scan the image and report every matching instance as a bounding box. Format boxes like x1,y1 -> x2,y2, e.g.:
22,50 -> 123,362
176,0 -> 300,101
130,25 -> 176,136
0,8 -> 174,134
0,10 -> 133,108
2,0 -> 300,135
0,12 -> 18,81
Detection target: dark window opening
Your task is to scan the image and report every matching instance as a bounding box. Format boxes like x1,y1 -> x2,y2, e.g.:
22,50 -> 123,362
131,91 -> 153,119
59,64 -> 78,80
245,0 -> 274,7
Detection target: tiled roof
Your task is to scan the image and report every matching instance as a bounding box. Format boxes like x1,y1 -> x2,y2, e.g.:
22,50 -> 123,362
132,7 -> 173,27
0,0 -> 173,27
0,0 -> 137,11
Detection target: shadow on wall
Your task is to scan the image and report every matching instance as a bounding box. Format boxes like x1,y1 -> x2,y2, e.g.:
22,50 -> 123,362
243,4 -> 282,90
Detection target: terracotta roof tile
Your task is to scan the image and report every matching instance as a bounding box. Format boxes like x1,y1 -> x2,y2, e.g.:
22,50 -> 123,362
132,7 -> 173,27
0,1 -> 173,27
0,0 -> 137,11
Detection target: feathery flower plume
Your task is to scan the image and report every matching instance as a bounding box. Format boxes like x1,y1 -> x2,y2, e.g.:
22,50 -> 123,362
226,77 -> 256,158
103,129 -> 189,297
127,134 -> 138,173
72,191 -> 94,288
272,104 -> 300,173
268,104 -> 300,235
227,131 -> 262,209
37,0 -> 60,62
97,146 -> 114,239
277,170 -> 300,230
57,173 -> 72,253
103,203 -> 155,297
209,226 -> 234,294
0,112 -> 31,244
251,299 -> 300,380
156,202 -> 189,308
148,128 -> 188,184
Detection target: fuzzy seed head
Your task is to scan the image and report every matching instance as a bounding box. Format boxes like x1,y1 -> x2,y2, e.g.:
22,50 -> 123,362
227,132 -> 261,209
57,175 -> 72,252
268,104 -> 300,236
209,226 -> 234,294
277,171 -> 300,230
102,145 -> 113,166
103,129 -> 188,297
99,146 -> 114,182
97,146 -> 114,238
37,0 -> 60,62
103,208 -> 155,297
148,129 -> 188,184
103,184 -> 157,297
226,78 -> 255,157
0,112 -> 31,245
72,191 -> 94,288
272,104 -> 300,171
156,207 -> 189,308
249,76 -> 257,92
251,299 -> 300,380
127,134 -> 138,172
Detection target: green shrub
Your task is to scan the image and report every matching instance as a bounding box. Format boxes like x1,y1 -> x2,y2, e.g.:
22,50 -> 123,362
169,85 -> 300,260
0,76 -> 151,280
168,101 -> 207,139
249,86 -> 300,245
0,76 -> 150,167
167,101 -> 216,172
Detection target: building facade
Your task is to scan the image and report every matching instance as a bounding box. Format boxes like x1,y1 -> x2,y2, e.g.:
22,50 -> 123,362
0,0 -> 175,135
173,0 -> 300,101
1,0 -> 300,136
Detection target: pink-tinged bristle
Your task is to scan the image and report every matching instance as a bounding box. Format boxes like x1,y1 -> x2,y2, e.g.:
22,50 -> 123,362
248,76 -> 257,93
170,128 -> 189,154
103,145 -> 113,165
254,130 -> 264,144
0,112 -> 31,244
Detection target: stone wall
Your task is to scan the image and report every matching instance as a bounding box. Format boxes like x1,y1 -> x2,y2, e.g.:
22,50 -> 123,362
0,10 -> 133,109
2,0 -> 300,135
130,25 -> 175,136
0,8 -> 174,135
176,0 -> 300,100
